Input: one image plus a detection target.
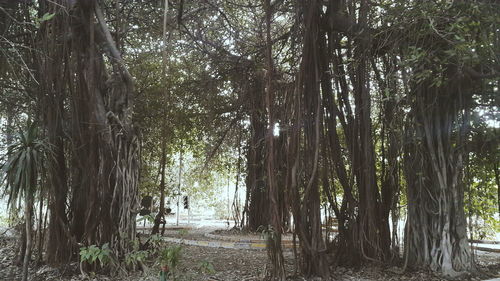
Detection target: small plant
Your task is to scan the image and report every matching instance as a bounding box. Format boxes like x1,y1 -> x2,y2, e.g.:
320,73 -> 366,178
178,228 -> 189,237
137,214 -> 155,224
79,243 -> 112,267
148,233 -> 164,254
198,259 -> 216,274
125,249 -> 149,270
159,245 -> 182,281
150,233 -> 163,243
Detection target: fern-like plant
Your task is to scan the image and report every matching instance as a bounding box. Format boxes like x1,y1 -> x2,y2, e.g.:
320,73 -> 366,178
159,245 -> 182,281
1,122 -> 52,281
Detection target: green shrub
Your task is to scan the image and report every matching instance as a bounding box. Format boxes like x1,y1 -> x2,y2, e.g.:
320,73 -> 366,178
125,249 -> 149,269
159,245 -> 182,280
79,243 -> 111,267
198,259 -> 215,274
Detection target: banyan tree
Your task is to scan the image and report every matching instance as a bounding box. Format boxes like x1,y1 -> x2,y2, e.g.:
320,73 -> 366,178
35,0 -> 140,263
0,0 -> 498,280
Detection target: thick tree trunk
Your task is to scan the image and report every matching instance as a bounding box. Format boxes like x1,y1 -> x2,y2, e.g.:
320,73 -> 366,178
404,81 -> 473,277
287,0 -> 330,277
352,0 -> 390,262
35,0 -> 72,264
36,0 -> 140,262
263,0 -> 285,279
320,41 -> 357,265
320,0 -> 392,265
45,93 -> 70,263
246,77 -> 269,231
373,57 -> 402,258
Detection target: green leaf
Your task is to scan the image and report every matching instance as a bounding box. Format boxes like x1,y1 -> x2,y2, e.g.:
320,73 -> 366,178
41,13 -> 55,22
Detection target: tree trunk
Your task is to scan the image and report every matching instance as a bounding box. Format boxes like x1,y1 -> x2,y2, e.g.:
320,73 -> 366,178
22,192 -> 33,281
36,191 -> 44,264
15,219 -> 27,266
36,0 -> 140,262
404,79 -> 473,277
153,0 -> 170,235
152,138 -> 167,235
352,0 -> 390,262
494,161 -> 499,215
175,145 -> 183,227
263,0 -> 285,279
35,1 -> 72,264
372,56 -> 402,258
321,0 -> 391,265
287,0 -> 330,277
245,77 -> 269,231
45,90 -> 70,263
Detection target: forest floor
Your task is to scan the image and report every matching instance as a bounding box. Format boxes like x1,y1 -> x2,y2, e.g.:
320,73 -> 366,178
1,226 -> 499,281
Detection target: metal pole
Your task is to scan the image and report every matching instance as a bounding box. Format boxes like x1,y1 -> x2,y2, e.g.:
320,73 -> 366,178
176,198 -> 179,226
176,146 -> 183,226
227,172 -> 230,227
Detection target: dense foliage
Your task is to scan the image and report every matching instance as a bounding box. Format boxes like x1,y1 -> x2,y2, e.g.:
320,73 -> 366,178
0,0 -> 498,280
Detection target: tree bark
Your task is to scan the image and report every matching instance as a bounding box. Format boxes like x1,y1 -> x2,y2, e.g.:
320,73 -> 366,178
263,0 -> 285,279
152,137 -> 167,235
35,0 -> 72,264
287,0 -> 330,277
36,191 -> 44,264
494,161 -> 500,215
34,0 -> 140,262
404,79 -> 473,277
22,192 -> 33,281
245,76 -> 269,231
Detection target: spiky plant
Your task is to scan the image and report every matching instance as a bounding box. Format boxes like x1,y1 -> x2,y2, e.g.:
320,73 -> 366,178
1,122 -> 52,281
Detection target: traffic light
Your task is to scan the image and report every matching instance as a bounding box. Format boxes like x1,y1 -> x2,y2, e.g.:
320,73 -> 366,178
183,196 -> 189,209
141,195 -> 152,209
140,195 -> 152,216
